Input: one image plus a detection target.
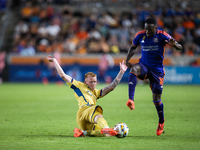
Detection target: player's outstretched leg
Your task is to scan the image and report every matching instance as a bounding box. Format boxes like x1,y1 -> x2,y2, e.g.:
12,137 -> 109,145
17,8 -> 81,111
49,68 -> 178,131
127,72 -> 137,110
101,128 -> 118,136
156,119 -> 165,136
153,100 -> 165,135
93,115 -> 117,136
128,73 -> 137,100
73,128 -> 85,137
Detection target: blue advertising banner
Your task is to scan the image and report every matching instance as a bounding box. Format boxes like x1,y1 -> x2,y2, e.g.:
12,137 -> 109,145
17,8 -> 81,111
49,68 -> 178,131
164,67 -> 200,84
9,64 -> 104,82
9,65 -> 200,84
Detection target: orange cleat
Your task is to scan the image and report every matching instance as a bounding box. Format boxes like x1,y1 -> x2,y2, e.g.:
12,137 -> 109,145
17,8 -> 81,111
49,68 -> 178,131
101,128 -> 118,136
156,120 -> 165,136
73,128 -> 85,137
126,99 -> 135,110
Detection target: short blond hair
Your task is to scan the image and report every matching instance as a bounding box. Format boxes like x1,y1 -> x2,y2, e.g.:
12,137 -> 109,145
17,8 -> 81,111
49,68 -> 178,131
84,72 -> 96,79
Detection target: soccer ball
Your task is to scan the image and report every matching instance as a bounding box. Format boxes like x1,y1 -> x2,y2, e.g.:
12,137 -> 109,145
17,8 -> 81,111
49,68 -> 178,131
114,122 -> 129,138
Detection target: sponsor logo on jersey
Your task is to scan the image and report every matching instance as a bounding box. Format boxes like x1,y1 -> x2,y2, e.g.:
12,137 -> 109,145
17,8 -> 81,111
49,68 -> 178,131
87,91 -> 93,96
142,45 -> 159,51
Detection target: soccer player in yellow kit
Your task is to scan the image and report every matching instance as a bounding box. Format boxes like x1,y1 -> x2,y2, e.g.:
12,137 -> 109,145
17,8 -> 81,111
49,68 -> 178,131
47,55 -> 127,137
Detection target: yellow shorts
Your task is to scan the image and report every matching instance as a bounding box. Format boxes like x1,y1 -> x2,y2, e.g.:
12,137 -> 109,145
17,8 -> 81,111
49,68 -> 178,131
76,105 -> 103,131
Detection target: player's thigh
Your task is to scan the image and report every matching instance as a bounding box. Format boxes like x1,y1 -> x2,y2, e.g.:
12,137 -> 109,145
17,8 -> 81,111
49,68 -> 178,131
130,63 -> 141,76
77,105 -> 103,129
132,63 -> 148,80
82,105 -> 103,122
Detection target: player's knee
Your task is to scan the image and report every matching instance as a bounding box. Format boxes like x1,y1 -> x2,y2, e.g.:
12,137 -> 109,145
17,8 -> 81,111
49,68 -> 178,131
153,100 -> 162,106
153,93 -> 161,101
130,65 -> 141,75
94,115 -> 103,123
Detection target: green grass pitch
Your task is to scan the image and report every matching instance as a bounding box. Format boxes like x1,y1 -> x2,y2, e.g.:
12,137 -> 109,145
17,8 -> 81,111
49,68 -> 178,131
0,83 -> 200,150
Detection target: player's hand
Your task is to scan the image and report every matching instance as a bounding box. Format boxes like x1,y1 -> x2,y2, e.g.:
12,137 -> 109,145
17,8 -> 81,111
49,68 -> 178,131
165,38 -> 176,47
119,60 -> 128,73
47,55 -> 54,62
125,61 -> 132,69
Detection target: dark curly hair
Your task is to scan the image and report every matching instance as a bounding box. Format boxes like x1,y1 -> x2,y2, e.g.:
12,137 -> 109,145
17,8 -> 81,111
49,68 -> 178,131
145,18 -> 157,25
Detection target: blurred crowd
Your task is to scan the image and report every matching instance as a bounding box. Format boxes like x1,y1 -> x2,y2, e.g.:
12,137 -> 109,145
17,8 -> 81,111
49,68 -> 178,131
11,0 -> 200,56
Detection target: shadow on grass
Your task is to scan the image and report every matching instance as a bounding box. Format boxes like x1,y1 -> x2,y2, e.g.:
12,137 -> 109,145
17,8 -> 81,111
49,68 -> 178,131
125,134 -> 175,139
22,135 -> 74,138
22,134 -> 174,139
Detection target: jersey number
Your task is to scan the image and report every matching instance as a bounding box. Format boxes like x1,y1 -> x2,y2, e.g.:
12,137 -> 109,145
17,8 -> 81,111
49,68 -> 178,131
159,77 -> 164,85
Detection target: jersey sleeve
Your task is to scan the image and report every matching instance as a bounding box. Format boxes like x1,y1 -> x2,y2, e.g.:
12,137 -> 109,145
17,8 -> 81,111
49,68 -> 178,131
161,31 -> 173,43
67,78 -> 81,88
94,89 -> 103,99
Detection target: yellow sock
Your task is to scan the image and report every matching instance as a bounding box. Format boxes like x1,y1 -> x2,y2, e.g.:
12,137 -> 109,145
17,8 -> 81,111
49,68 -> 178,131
96,117 -> 109,128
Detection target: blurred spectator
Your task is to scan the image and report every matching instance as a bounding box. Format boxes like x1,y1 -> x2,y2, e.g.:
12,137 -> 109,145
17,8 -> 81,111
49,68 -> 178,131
182,17 -> 195,30
191,43 -> 200,55
63,33 -> 79,54
14,20 -> 29,39
39,8 -> 49,23
87,38 -> 100,53
46,5 -> 55,19
76,40 -> 87,55
98,53 -> 114,83
20,40 -> 36,56
30,5 -> 40,23
51,40 -> 63,53
29,23 -> 38,38
184,43 -> 194,56
37,23 -> 48,36
190,59 -> 199,67
99,36 -> 110,53
76,26 -> 88,41
108,35 -> 120,54
21,2 -> 33,22
12,38 -> 26,54
89,28 -> 101,40
37,38 -> 51,53
194,12 -> 200,26
46,20 -> 61,39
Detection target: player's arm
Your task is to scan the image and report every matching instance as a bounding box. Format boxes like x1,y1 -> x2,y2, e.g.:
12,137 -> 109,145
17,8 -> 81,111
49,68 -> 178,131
125,44 -> 137,69
101,60 -> 127,97
166,38 -> 182,51
47,55 -> 72,83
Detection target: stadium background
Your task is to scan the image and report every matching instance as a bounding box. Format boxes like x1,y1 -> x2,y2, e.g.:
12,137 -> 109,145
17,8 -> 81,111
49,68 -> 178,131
0,0 -> 200,84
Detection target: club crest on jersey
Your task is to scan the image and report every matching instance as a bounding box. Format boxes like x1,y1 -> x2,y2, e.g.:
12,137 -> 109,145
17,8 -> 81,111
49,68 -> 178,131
141,36 -> 145,43
153,37 -> 159,43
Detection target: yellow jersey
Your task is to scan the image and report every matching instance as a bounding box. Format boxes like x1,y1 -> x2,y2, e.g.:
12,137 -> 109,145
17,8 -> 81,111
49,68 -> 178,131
67,78 -> 103,109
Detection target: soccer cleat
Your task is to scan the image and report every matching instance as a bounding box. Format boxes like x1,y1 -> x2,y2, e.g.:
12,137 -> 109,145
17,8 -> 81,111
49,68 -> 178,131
156,120 -> 165,136
73,128 -> 85,137
100,128 -> 118,136
126,99 -> 135,110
